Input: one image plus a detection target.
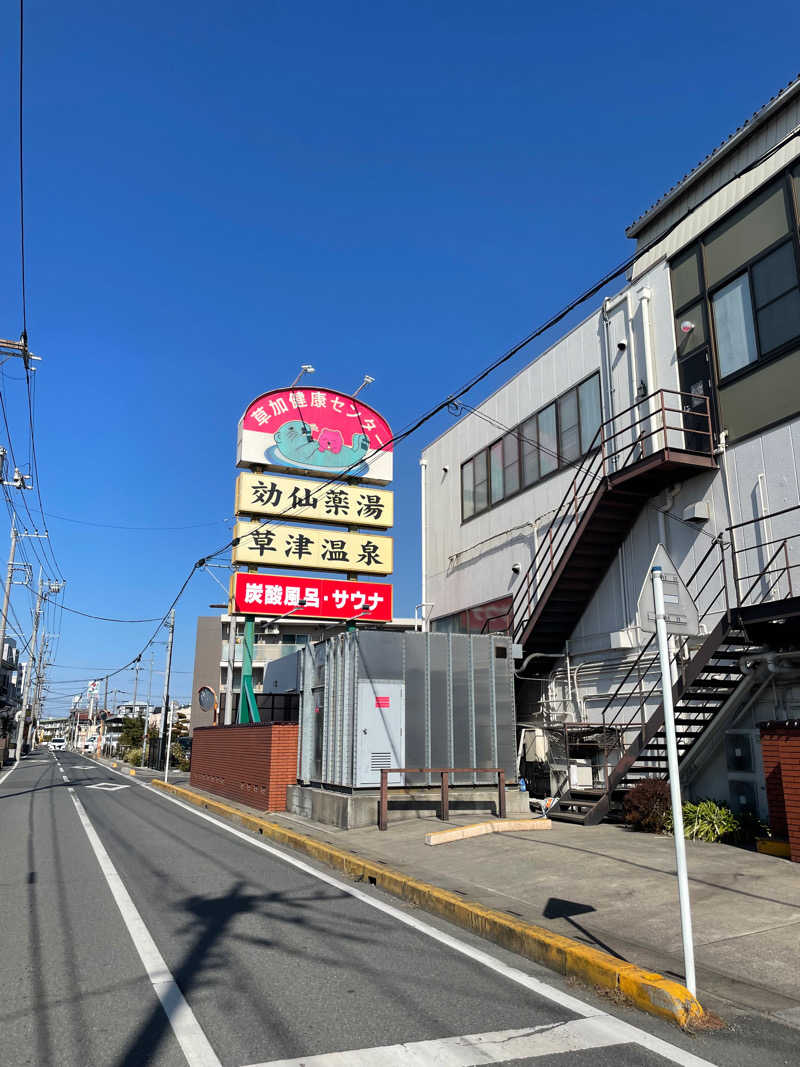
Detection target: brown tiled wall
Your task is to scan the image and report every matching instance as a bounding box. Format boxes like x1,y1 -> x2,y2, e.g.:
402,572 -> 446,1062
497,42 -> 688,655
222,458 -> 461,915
759,721 -> 800,862
190,723 -> 299,812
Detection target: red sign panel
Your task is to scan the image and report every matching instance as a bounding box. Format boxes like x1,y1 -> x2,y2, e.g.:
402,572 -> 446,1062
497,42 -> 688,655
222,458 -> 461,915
232,572 -> 393,622
375,696 -> 390,709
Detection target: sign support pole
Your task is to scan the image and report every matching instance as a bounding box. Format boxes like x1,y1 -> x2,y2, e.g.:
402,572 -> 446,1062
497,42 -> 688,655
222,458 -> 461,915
239,617 -> 260,724
652,565 -> 696,996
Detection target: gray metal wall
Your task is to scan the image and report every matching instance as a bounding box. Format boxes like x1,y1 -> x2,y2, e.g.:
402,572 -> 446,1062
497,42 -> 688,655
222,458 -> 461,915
190,617 -> 222,733
304,630 -> 517,789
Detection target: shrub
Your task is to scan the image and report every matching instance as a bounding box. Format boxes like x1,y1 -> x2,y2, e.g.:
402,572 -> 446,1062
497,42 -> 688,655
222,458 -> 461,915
127,747 -> 142,767
170,743 -> 190,772
682,799 -> 739,843
731,807 -> 771,847
623,779 -> 671,833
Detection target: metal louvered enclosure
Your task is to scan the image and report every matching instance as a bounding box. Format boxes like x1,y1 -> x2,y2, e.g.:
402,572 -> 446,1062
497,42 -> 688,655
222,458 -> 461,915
294,629 -> 517,790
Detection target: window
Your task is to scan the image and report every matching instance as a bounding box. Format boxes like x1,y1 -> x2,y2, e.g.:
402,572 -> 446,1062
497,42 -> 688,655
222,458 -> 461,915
521,415 -> 538,486
671,170 -> 800,389
712,275 -> 758,377
459,372 -> 603,520
502,432 -> 519,495
710,240 -> 800,379
461,459 -> 475,519
752,242 -> 800,355
558,390 -> 580,463
538,403 -> 558,476
578,375 -> 602,451
490,441 -> 504,505
473,450 -> 488,512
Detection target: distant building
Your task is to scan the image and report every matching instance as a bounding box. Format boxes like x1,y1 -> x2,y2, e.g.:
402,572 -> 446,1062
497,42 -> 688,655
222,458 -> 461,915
190,613 -> 418,732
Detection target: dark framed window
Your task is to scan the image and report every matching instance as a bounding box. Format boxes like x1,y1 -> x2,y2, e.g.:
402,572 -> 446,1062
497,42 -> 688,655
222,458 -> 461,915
459,372 -> 602,521
671,171 -> 800,387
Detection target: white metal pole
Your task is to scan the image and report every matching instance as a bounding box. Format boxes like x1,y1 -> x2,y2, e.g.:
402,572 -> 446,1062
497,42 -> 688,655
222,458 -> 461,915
652,565 -> 696,996
420,458 -> 428,632
159,610 -> 175,767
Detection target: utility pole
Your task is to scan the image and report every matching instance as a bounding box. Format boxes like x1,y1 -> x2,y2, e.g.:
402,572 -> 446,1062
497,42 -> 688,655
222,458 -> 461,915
145,651 -> 155,715
159,610 -> 175,765
132,657 -> 142,720
16,571 -> 43,761
0,521 -> 18,674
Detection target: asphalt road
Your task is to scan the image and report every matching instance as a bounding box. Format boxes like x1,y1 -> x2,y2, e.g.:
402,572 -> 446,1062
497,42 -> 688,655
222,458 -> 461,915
0,749 -> 797,1067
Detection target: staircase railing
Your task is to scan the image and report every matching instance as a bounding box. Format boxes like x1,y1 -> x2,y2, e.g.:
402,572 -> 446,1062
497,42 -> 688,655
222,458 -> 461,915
511,389 -> 713,642
577,504 -> 800,796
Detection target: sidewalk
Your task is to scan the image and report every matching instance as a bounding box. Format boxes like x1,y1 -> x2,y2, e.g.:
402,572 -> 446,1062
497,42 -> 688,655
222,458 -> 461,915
166,780 -> 800,1024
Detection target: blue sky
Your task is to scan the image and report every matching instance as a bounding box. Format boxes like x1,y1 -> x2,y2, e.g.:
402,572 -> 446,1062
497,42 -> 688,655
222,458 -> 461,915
0,1 -> 797,715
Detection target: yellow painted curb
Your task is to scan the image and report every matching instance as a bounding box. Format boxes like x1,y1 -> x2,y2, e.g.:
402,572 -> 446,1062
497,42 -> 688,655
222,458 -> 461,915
756,838 -> 791,859
426,818 -> 552,845
129,768 -> 136,776
112,762 -> 118,768
150,779 -> 704,1028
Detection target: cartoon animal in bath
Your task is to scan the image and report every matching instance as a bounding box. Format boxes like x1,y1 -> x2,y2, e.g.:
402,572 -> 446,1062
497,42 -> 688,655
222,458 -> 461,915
271,421 -> 370,469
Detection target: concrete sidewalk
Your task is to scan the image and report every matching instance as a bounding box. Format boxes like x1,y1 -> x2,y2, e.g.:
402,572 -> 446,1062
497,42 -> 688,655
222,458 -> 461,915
175,782 -> 800,1024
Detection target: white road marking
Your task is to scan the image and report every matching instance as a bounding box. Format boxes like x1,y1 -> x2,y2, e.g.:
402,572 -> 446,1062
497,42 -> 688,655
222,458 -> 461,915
86,782 -> 130,791
66,785 -> 222,1067
88,758 -> 716,1067
0,762 -> 20,786
61,773 -> 69,782
241,1017 -> 632,1067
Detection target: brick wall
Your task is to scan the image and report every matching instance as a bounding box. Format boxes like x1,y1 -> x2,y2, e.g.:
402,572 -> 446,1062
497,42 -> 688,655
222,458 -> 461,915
759,720 -> 800,862
190,722 -> 299,812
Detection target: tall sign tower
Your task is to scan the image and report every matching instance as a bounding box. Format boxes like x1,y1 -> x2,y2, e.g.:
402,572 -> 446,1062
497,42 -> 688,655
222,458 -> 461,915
230,383 -> 395,722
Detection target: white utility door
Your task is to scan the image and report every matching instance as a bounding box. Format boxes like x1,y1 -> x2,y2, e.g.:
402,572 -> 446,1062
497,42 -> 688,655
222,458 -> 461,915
355,681 -> 405,787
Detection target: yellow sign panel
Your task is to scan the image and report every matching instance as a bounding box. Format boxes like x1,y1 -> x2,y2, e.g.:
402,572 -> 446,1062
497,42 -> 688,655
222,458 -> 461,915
235,473 -> 393,529
232,521 -> 393,576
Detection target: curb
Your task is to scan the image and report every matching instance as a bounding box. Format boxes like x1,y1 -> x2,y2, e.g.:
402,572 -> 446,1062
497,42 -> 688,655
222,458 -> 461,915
425,818 -> 552,845
151,779 -> 705,1028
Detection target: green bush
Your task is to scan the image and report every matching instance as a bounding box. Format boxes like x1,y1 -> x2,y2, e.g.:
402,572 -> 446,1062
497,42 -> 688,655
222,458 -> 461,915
169,743 -> 190,772
681,799 -> 739,842
127,747 -> 142,767
732,807 -> 771,847
623,779 -> 671,833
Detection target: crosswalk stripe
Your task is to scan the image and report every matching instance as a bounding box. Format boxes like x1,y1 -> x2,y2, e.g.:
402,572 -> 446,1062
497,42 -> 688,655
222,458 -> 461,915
241,1017 -> 632,1067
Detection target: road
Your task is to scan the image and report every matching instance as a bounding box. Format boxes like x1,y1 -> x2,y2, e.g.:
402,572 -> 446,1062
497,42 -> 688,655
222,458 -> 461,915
0,749 -> 795,1067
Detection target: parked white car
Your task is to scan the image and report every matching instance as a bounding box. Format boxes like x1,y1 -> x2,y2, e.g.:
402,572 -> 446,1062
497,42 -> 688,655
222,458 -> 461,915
49,737 -> 66,751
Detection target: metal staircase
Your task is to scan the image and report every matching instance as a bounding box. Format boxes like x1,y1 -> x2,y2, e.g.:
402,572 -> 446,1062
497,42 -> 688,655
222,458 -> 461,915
551,515 -> 800,825
509,390 -> 716,654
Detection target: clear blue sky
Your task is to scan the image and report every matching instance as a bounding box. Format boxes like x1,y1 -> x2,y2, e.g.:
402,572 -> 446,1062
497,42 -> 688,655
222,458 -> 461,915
0,1 -> 797,715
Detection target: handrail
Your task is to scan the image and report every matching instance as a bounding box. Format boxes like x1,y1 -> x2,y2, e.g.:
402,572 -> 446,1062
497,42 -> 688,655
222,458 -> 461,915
378,766 -> 507,830
511,388 -> 713,642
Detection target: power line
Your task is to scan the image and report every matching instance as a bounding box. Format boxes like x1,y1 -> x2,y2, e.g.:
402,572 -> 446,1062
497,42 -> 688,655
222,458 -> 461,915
28,508 -> 230,532
18,0 -> 27,341
40,119 -> 800,700
58,603 -> 163,624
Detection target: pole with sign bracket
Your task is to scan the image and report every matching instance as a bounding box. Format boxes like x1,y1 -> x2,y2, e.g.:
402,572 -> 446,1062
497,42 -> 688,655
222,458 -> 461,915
652,564 -> 696,996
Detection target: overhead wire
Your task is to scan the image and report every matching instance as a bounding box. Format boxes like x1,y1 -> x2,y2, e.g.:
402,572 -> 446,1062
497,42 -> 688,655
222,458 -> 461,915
36,110 -> 800,712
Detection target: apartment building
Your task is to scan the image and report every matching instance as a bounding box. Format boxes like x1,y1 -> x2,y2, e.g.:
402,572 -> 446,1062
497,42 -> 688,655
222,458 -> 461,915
421,77 -> 800,826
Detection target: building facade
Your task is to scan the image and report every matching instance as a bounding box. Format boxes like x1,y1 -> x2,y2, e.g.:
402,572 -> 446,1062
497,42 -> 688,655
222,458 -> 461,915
421,77 -> 800,827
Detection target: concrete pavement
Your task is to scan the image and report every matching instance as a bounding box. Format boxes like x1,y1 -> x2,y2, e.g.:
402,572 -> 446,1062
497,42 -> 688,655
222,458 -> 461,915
1,748 -> 798,1066
263,806 -> 800,1024
164,781 -> 800,1024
